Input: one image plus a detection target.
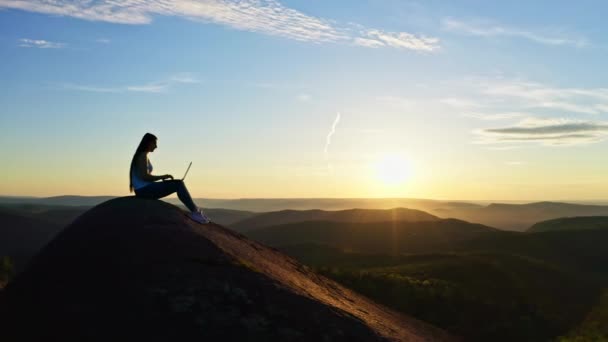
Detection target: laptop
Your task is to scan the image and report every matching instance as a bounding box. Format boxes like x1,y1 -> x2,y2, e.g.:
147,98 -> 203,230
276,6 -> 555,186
181,162 -> 192,181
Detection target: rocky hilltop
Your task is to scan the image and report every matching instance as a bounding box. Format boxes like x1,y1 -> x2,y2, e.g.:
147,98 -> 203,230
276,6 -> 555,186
0,197 -> 454,341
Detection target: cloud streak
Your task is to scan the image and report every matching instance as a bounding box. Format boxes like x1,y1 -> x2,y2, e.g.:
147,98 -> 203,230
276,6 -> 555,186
59,73 -> 201,93
442,18 -> 587,47
475,118 -> 608,146
1,0 -> 439,51
19,38 -> 65,48
356,29 -> 439,51
296,93 -> 311,102
462,111 -> 527,120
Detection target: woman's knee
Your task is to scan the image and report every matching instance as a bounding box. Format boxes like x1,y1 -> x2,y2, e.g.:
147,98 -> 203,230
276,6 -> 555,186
170,179 -> 185,190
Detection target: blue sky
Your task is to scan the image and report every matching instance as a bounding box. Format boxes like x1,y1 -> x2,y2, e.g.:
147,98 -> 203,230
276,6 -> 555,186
2,0 -> 608,200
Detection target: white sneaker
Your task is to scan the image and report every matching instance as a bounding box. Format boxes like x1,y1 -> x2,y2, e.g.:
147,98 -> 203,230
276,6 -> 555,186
189,210 -> 210,224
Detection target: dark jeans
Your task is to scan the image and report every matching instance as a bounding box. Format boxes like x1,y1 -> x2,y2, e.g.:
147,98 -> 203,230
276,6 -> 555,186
135,180 -> 197,212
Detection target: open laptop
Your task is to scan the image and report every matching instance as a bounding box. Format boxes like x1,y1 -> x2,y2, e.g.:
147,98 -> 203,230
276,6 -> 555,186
181,162 -> 192,181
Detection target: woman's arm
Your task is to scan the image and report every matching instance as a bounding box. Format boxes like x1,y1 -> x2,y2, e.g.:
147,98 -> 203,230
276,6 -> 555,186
136,154 -> 168,182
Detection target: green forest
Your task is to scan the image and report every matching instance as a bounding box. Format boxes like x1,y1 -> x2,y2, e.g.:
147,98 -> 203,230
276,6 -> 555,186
263,224 -> 608,341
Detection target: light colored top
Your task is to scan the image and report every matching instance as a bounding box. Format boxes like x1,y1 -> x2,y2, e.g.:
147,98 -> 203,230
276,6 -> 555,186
131,155 -> 153,190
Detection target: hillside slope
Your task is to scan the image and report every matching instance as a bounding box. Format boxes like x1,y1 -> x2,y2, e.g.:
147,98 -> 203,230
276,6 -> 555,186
245,219 -> 497,255
528,216 -> 608,233
230,207 -> 440,232
0,197 -> 454,341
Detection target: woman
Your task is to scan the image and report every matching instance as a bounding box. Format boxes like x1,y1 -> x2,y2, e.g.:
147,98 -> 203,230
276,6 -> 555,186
129,133 -> 211,224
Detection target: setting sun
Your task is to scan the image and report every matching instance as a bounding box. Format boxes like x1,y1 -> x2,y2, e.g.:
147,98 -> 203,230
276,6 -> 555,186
374,154 -> 412,185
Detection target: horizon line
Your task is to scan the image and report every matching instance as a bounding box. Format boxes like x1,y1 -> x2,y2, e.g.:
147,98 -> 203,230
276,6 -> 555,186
3,194 -> 608,203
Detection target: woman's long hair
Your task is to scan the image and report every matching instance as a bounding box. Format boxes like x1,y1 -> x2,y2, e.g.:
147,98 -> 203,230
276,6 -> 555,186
129,133 -> 157,193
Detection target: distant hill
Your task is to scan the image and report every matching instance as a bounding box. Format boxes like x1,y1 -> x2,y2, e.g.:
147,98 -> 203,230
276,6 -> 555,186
0,195 -> 116,206
443,201 -> 608,231
244,218 -> 608,277
230,207 -> 439,232
197,208 -> 258,226
245,219 -> 497,254
186,197 -> 474,212
8,195 -> 608,231
460,229 -> 608,275
0,196 -> 484,212
528,216 -> 608,233
0,197 -> 453,341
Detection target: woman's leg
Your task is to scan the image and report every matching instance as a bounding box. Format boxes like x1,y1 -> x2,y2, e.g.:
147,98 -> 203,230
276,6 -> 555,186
174,180 -> 198,212
135,180 -> 198,212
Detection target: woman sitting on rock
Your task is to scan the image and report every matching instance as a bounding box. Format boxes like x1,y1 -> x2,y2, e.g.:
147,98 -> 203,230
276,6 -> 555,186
129,132 -> 211,224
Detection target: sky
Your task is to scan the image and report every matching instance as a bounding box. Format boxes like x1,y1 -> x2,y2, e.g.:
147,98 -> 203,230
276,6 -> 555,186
2,0 -> 608,200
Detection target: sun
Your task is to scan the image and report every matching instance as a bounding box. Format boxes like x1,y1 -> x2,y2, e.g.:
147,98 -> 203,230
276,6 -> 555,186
374,154 -> 412,185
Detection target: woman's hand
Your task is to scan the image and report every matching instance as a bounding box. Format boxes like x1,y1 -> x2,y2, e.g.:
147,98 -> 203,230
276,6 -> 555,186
161,174 -> 174,181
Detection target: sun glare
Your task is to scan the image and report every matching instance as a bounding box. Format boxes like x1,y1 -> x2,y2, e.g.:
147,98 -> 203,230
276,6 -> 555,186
374,154 -> 412,185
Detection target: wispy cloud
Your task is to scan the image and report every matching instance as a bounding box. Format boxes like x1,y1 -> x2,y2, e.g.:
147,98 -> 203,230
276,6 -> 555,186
376,96 -> 415,109
125,83 -> 169,93
60,84 -> 120,93
1,0 -> 439,51
441,77 -> 608,118
439,97 -> 482,108
96,38 -> 111,44
442,18 -> 587,47
432,76 -> 608,146
485,145 -> 523,151
19,38 -> 65,48
325,112 -> 341,173
59,73 -> 201,94
356,29 -> 439,51
169,73 -> 202,84
296,93 -> 311,102
505,161 -> 524,166
475,118 -> 608,146
462,111 -> 527,120
480,79 -> 608,115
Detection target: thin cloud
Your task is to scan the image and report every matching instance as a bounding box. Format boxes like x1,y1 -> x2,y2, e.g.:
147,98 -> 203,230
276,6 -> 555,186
353,37 -> 385,48
357,29 -> 439,51
442,18 -> 588,47
169,73 -> 202,84
1,0 -> 439,51
296,93 -> 311,102
59,73 -> 201,93
480,79 -> 608,114
440,97 -> 482,108
96,38 -> 111,44
19,38 -> 65,48
125,82 -> 169,93
462,111 -> 527,120
475,118 -> 608,146
441,77 -> 608,123
376,96 -> 414,109
60,84 -> 120,93
485,145 -> 522,151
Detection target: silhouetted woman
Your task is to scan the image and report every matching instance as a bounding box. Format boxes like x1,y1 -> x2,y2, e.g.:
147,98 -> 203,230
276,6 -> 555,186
129,133 -> 211,224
